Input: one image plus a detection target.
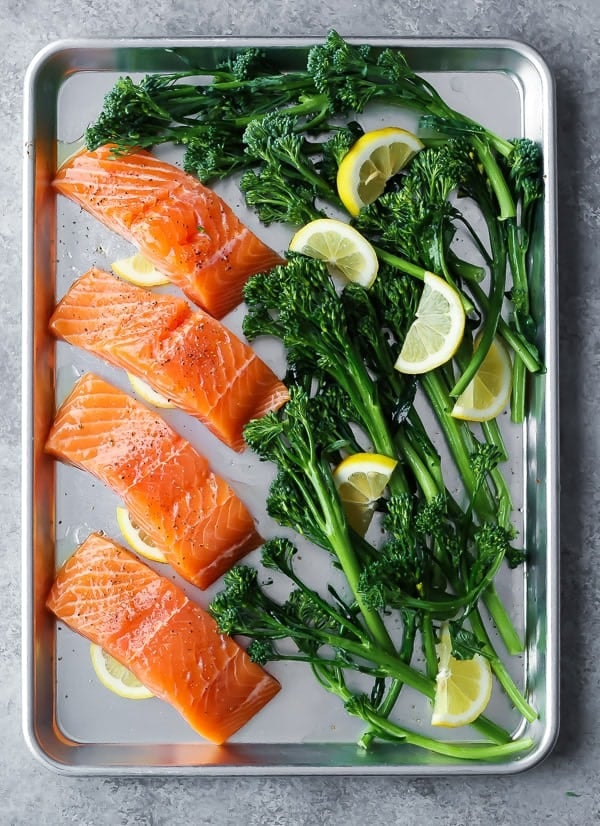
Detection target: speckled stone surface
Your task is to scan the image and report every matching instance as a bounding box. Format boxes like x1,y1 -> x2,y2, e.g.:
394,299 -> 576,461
4,0 -> 600,822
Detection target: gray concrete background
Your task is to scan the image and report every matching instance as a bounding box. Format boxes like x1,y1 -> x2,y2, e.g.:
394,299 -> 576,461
4,0 -> 599,823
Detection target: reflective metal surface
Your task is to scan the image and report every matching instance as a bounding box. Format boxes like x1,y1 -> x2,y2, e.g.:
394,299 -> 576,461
22,36 -> 559,774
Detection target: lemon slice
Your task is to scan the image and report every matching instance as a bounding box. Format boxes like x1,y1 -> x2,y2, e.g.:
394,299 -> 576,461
90,643 -> 154,700
336,127 -> 424,216
112,253 -> 171,287
127,372 -> 176,409
431,625 -> 493,727
394,272 -> 466,375
451,337 -> 512,422
333,452 -> 398,534
289,218 -> 379,288
116,506 -> 168,564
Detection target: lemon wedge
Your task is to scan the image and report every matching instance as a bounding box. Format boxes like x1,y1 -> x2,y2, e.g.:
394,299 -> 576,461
394,272 -> 466,375
333,452 -> 398,535
451,336 -> 513,422
126,372 -> 176,409
116,506 -> 168,564
336,126 -> 424,216
431,625 -> 493,727
289,218 -> 379,288
90,643 -> 154,700
112,253 -> 171,287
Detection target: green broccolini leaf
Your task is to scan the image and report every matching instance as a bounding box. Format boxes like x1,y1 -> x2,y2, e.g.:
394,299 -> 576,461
240,165 -> 322,226
285,588 -> 334,633
367,264 -> 421,344
358,494 -> 431,611
447,621 -> 486,660
261,537 -> 298,575
318,121 -> 365,184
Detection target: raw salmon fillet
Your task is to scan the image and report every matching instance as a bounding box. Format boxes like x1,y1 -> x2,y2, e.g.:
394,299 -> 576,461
45,373 -> 262,589
53,145 -> 284,318
49,267 -> 289,452
47,533 -> 280,743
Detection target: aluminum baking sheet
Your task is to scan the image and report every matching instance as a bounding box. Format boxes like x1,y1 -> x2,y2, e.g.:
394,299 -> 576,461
22,36 -> 559,775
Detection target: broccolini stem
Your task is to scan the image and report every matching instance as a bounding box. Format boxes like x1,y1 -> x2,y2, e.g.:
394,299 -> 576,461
327,634 -> 434,696
271,623 -> 433,699
451,359 -> 514,532
374,245 -> 478,318
491,469 -> 514,533
314,654 -> 515,751
447,252 -> 485,284
456,542 -> 525,658
422,615 -> 439,681
356,710 -> 533,760
467,607 -> 536,721
481,587 -> 525,656
328,652 -> 511,744
335,361 -> 411,497
406,409 -> 446,493
266,653 -> 388,677
506,218 -> 535,424
431,227 -> 476,315
420,371 -> 496,521
450,186 -> 508,399
373,246 -> 426,280
283,150 -> 345,206
506,220 -> 531,314
471,135 -> 516,222
395,429 -> 439,502
466,281 -> 543,373
357,611 -> 418,750
210,72 -> 320,93
511,357 -> 528,424
276,549 -> 374,641
451,548 -> 527,688
484,133 -> 515,160
371,588 -> 490,617
327,338 -> 403,460
310,462 -> 399,652
454,214 -> 494,268
481,419 -> 509,462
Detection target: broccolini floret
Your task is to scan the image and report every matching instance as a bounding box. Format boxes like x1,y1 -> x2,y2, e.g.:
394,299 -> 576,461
243,256 -> 400,463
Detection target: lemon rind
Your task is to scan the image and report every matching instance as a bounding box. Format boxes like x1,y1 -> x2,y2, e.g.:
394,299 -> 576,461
116,506 -> 168,564
89,643 -> 154,700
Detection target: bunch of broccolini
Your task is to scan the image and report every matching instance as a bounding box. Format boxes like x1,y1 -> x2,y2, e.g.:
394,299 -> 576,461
86,30 -> 544,760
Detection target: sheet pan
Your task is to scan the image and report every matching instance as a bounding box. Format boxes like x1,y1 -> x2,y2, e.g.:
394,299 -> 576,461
22,36 -> 559,775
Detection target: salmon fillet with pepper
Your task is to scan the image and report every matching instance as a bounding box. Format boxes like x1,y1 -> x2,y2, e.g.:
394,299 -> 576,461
49,267 -> 289,451
53,145 -> 284,318
47,533 -> 280,744
45,373 -> 262,588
